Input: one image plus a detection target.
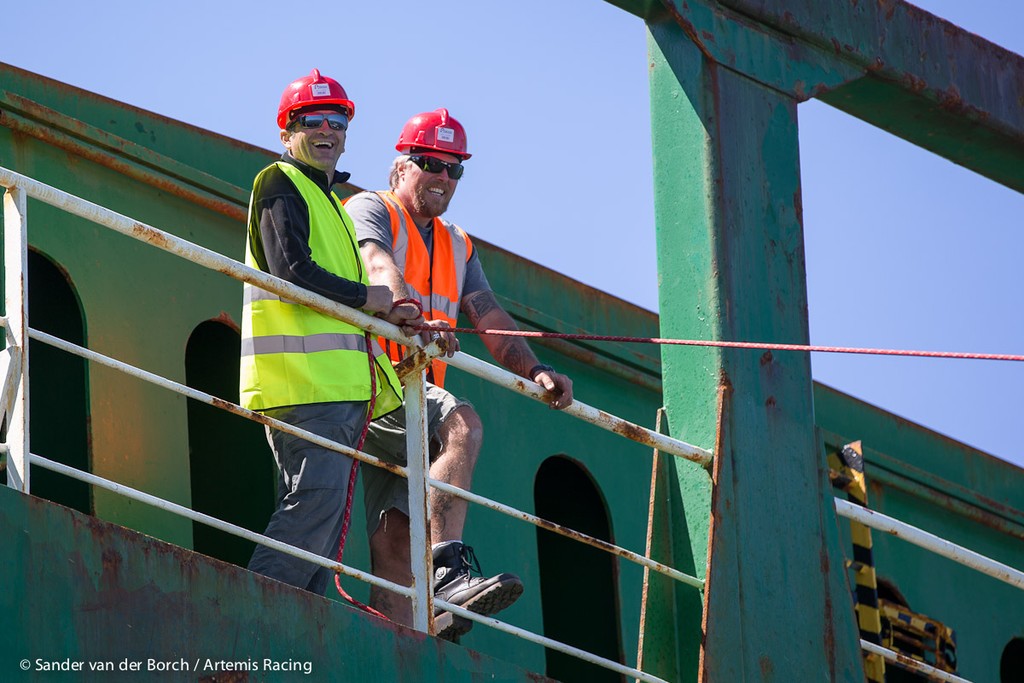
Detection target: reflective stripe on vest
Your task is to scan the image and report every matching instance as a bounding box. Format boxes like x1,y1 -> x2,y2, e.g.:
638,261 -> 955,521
241,332 -> 369,356
239,162 -> 402,415
374,190 -> 473,387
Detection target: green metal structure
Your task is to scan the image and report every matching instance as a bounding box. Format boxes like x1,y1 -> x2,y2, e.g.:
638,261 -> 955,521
1,1 -> 1023,681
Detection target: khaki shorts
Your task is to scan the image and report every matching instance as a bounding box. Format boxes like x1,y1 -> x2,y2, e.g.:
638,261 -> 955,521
361,383 -> 471,537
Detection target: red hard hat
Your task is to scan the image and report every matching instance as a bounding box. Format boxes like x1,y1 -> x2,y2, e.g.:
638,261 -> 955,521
395,108 -> 471,160
276,69 -> 355,130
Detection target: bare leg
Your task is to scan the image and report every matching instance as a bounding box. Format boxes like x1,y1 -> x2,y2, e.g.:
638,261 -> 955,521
369,509 -> 413,625
429,405 -> 482,542
368,405 -> 483,629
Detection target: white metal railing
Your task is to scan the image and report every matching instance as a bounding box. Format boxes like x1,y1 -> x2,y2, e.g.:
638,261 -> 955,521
0,167 -> 710,683
835,496 -> 1024,682
6,165 -> 1021,682
30,453 -> 416,597
834,498 -> 1024,590
860,640 -> 971,683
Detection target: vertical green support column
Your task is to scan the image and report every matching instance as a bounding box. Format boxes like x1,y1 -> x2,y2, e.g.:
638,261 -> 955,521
642,16 -> 863,682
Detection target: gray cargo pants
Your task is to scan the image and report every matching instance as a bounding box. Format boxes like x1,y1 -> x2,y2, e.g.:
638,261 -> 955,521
247,400 -> 367,595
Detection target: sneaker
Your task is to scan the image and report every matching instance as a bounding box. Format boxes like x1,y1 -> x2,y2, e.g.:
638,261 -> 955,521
432,541 -> 524,641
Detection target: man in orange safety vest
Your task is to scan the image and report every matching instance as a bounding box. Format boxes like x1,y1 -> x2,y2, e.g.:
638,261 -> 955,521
346,108 -> 574,641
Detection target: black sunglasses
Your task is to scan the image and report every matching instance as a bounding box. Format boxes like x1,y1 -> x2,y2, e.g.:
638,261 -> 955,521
408,154 -> 465,180
290,112 -> 349,132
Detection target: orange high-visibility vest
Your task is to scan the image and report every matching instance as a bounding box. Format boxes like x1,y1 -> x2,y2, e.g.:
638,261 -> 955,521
374,191 -> 474,387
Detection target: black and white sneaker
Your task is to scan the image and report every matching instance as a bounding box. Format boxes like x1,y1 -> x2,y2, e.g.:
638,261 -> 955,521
433,541 -> 524,641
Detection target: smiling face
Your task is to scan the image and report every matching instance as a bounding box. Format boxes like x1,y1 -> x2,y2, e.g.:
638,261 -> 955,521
394,152 -> 461,224
280,108 -> 347,174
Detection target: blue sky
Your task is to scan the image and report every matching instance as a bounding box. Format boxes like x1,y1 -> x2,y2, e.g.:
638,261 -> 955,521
4,1 -> 1022,468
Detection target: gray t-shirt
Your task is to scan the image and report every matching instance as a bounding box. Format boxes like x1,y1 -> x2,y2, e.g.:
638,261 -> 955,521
346,191 -> 491,300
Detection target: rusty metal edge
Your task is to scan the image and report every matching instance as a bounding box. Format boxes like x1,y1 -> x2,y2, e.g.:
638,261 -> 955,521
1,105 -> 247,223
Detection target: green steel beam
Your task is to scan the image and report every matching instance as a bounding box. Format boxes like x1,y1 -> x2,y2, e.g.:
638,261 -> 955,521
720,0 -> 1024,140
612,0 -> 1024,192
722,0 -> 1024,192
644,10 -> 864,680
603,0 -> 662,20
611,0 -> 865,99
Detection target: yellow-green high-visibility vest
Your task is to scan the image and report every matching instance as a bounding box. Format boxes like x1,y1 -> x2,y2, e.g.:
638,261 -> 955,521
240,161 -> 402,416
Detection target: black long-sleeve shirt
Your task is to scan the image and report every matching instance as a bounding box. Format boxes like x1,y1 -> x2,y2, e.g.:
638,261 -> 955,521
247,153 -> 367,308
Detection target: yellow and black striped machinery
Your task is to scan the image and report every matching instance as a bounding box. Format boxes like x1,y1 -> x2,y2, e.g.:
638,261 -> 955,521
828,440 -> 959,680
828,440 -> 885,683
879,600 -> 958,676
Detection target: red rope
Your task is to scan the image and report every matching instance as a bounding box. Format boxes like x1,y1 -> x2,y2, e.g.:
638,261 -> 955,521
334,298 -> 424,618
413,326 -> 1024,363
331,329 -> 386,618
333,312 -> 1018,612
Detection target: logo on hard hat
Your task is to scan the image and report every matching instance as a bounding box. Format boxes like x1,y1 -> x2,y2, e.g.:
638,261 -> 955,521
310,83 -> 331,97
437,127 -> 455,143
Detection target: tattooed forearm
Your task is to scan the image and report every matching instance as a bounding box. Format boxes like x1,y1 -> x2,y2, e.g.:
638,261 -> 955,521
463,289 -> 539,375
494,338 -> 535,377
463,290 -> 501,324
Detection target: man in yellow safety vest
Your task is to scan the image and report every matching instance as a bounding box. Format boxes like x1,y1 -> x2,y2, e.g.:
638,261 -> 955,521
241,69 -> 421,595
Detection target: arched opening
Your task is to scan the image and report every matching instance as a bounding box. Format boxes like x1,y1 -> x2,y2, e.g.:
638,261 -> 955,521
185,320 -> 274,568
534,455 -> 624,682
1002,637 -> 1024,683
26,250 -> 91,514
